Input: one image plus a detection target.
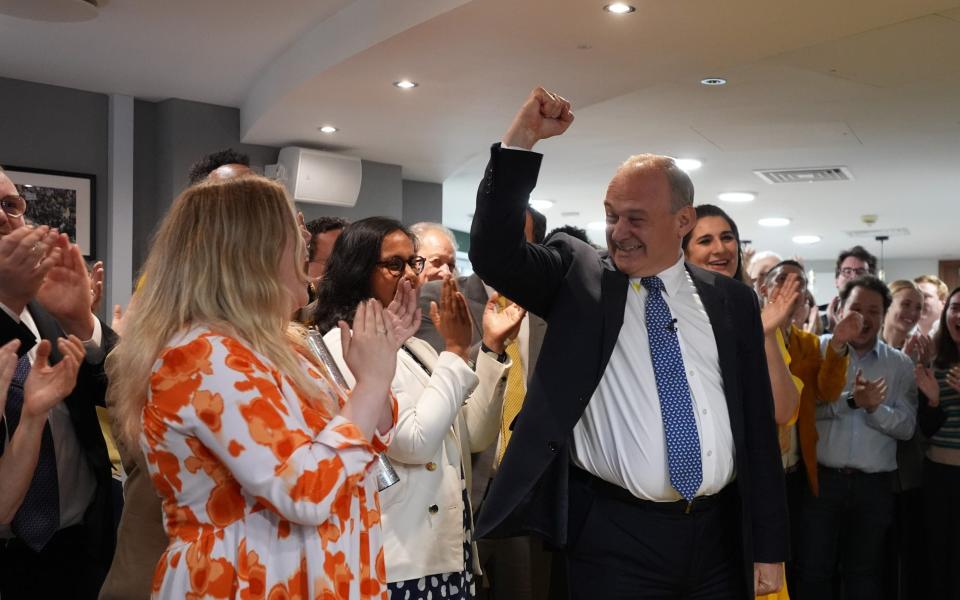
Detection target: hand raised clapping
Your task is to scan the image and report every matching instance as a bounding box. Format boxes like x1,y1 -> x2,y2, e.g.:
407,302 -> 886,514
430,277 -> 473,361
761,273 -> 802,337
852,369 -> 887,413
481,293 -> 527,354
23,336 -> 85,419
339,300 -> 399,394
385,279 -> 421,347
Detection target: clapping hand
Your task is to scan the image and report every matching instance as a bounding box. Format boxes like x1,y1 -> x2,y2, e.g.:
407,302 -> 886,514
0,339 -> 21,417
502,87 -> 575,150
385,278 -> 421,346
830,311 -> 864,352
89,260 -> 104,313
0,225 -> 61,311
339,300 -> 398,393
947,365 -> 960,395
903,333 -> 933,366
36,238 -> 95,340
23,336 -> 84,419
761,273 -> 802,336
915,364 -> 940,407
852,369 -> 887,413
481,293 -> 526,354
430,277 -> 473,361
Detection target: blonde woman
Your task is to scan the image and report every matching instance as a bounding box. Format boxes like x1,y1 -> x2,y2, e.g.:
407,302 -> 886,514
107,176 -> 404,599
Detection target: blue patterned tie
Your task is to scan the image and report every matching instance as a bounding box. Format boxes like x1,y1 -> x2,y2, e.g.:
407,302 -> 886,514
3,352 -> 61,551
639,276 -> 703,501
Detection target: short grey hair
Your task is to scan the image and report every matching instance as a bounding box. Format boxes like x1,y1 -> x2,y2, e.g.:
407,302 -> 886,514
619,154 -> 694,211
410,222 -> 459,252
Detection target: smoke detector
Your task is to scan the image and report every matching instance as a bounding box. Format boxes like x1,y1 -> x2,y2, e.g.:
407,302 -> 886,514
860,214 -> 878,226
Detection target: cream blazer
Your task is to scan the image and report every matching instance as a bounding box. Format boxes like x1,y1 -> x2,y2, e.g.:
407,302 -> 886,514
322,332 -> 509,582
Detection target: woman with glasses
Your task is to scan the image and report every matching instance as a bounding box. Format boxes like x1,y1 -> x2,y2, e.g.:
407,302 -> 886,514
106,177 -> 401,598
312,217 -> 524,600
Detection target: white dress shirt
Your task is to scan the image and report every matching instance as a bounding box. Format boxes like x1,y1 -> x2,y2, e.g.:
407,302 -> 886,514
572,254 -> 735,501
0,303 -> 101,537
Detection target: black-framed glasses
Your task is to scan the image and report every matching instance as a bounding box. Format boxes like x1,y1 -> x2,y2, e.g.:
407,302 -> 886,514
377,255 -> 426,276
839,267 -> 868,278
1,195 -> 26,218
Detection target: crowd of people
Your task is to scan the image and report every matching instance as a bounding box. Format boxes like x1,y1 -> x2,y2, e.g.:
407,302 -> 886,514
0,86 -> 957,600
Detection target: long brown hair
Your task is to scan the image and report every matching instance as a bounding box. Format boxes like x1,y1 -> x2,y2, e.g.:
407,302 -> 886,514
107,175 -> 326,448
934,287 -> 960,370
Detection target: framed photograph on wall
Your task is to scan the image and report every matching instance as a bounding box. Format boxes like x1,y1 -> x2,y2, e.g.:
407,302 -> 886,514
3,166 -> 95,257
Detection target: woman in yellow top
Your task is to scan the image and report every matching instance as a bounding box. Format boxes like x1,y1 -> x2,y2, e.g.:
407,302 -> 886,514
757,260 -> 858,597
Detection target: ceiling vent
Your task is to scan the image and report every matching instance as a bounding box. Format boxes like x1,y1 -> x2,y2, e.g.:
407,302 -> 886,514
753,166 -> 854,184
844,228 -> 910,239
561,211 -> 581,217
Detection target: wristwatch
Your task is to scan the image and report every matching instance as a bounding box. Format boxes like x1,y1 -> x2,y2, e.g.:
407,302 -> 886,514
480,341 -> 508,363
845,392 -> 858,410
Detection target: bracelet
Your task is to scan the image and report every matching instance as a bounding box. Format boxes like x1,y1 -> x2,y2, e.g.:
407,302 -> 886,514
480,342 -> 508,363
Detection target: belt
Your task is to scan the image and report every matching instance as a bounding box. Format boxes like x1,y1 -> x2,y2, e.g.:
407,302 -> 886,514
819,465 -> 888,477
570,465 -> 733,515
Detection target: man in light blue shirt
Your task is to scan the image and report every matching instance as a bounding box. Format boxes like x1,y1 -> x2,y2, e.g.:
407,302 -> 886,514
796,275 -> 917,600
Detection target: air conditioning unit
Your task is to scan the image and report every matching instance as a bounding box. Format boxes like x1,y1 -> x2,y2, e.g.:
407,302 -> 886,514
271,147 -> 362,207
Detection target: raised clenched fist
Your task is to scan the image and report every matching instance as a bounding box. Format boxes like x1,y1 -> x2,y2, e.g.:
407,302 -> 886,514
501,87 -> 575,150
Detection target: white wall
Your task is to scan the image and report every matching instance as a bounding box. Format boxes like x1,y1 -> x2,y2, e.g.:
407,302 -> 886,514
805,258 -> 940,305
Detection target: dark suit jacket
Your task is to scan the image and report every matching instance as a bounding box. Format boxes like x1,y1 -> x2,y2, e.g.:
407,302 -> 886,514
468,144 -> 788,592
0,302 -> 118,578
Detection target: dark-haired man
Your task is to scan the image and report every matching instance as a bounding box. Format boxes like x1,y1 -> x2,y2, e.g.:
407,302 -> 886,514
821,245 -> 877,332
186,148 -> 251,185
305,217 -> 347,285
796,275 -> 917,600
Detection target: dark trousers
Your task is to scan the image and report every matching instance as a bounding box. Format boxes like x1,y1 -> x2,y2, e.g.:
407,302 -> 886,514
476,536 -> 555,600
783,467 -> 805,591
565,468 -> 746,600
0,524 -> 106,599
795,466 -> 894,600
922,458 -> 960,599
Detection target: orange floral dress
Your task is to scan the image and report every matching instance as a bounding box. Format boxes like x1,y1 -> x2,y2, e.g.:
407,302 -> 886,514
141,328 -> 396,600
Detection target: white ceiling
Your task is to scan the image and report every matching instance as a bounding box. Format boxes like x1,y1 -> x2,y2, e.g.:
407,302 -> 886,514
0,0 -> 958,261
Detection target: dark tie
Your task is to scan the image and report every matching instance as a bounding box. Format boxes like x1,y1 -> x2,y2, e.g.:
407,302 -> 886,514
3,351 -> 61,551
639,276 -> 703,501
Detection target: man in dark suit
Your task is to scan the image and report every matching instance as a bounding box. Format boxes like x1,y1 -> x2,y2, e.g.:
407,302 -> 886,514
470,88 -> 787,599
0,167 -> 117,599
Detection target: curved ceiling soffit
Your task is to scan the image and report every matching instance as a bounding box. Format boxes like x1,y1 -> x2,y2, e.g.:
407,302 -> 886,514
240,0 -> 473,142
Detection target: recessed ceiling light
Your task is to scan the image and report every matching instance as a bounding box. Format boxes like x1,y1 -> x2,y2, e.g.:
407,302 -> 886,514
717,192 -> 755,203
792,235 -> 821,245
393,79 -> 418,89
758,217 -> 791,228
604,3 -> 636,13
587,221 -> 606,231
529,199 -> 554,211
700,77 -> 727,86
318,125 -> 338,134
674,158 -> 702,172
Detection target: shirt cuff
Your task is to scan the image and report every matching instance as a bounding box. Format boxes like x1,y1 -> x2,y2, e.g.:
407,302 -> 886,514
501,144 -> 536,153
83,318 -> 105,363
